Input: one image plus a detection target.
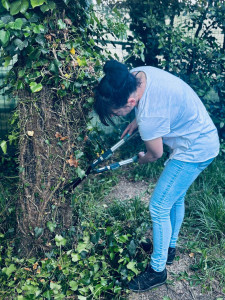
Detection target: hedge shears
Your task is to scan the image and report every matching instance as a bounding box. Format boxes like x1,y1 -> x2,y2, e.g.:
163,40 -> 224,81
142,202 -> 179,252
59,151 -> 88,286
63,132 -> 138,192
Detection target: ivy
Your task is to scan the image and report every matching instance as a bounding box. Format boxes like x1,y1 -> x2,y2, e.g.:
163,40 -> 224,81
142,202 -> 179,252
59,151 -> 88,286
0,29 -> 9,44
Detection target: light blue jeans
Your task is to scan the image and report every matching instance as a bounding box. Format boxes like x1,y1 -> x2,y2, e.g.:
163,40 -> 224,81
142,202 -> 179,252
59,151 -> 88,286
149,158 -> 214,272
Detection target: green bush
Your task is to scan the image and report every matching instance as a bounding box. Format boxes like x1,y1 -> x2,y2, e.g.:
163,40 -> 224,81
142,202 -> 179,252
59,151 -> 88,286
0,175 -> 151,299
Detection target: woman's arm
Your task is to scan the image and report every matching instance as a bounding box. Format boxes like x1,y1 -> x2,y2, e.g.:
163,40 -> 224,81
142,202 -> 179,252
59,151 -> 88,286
121,119 -> 138,139
138,137 -> 163,164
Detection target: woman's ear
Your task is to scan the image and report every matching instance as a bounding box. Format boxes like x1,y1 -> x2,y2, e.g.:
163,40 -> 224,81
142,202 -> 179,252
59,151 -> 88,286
127,97 -> 137,107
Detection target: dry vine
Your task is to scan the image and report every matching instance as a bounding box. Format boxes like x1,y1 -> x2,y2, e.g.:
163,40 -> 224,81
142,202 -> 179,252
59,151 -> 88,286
17,87 -> 92,255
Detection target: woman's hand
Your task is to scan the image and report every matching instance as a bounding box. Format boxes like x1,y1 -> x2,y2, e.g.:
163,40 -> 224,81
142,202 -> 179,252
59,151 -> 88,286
138,138 -> 163,164
121,119 -> 138,139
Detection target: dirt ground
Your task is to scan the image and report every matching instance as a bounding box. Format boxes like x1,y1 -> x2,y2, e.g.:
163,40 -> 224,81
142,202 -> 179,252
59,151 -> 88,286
106,177 -> 225,300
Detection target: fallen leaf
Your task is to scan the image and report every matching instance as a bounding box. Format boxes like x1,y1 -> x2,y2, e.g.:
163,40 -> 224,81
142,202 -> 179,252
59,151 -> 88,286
45,34 -> 52,41
65,18 -> 72,25
67,155 -> 79,167
24,268 -> 31,271
71,60 -> 78,68
27,131 -> 34,136
189,252 -> 194,258
55,132 -> 62,138
60,136 -> 68,141
70,47 -> 75,55
64,73 -> 71,79
33,262 -> 38,270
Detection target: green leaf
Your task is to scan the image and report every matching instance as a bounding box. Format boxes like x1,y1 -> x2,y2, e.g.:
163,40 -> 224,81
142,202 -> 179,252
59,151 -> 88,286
127,261 -> 139,275
14,38 -> 25,50
57,19 -> 66,29
48,1 -> 55,9
35,35 -> 45,47
0,30 -> 10,44
74,150 -> 83,159
76,167 -> 85,179
87,97 -> 94,104
2,0 -> 10,10
78,296 -> 87,300
71,253 -> 80,262
69,280 -> 78,291
18,69 -> 25,78
2,264 -> 16,276
0,140 -> 7,154
0,20 -> 4,29
14,18 -> 24,30
20,0 -> 29,13
55,234 -> 67,247
77,57 -> 87,67
4,56 -> 11,67
76,242 -> 89,253
47,221 -> 56,232
29,82 -> 43,93
118,234 -> 130,243
34,227 -> 43,238
49,60 -> 59,74
127,240 -> 136,256
30,0 -> 45,8
10,0 -> 21,15
33,24 -> 45,34
50,282 -> 61,291
40,1 -> 55,12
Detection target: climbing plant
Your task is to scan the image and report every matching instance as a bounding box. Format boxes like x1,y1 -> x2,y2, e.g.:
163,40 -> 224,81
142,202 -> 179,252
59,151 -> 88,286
0,0 -> 129,254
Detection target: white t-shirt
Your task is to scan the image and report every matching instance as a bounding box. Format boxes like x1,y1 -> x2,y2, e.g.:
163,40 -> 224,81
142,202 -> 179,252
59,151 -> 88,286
131,66 -> 220,162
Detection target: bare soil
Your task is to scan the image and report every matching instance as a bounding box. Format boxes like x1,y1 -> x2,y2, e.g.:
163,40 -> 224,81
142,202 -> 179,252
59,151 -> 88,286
106,176 -> 225,300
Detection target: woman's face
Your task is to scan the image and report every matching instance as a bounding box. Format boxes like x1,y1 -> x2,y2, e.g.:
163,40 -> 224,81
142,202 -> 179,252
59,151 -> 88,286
111,104 -> 134,117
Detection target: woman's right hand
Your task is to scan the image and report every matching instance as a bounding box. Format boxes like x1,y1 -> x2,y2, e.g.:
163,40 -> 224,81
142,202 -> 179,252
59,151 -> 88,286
121,119 -> 138,139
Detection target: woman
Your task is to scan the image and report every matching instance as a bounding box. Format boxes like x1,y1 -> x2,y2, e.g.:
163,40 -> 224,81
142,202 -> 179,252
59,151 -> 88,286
94,60 -> 220,292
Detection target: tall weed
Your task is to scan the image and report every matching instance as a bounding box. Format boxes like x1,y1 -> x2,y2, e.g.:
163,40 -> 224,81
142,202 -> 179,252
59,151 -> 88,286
185,157 -> 225,243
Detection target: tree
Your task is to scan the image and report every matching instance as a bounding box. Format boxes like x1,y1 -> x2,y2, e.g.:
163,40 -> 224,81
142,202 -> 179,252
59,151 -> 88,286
0,0 -> 126,255
123,0 -> 225,138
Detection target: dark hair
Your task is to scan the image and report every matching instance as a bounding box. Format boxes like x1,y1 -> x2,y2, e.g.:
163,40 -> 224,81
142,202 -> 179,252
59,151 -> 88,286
94,60 -> 140,125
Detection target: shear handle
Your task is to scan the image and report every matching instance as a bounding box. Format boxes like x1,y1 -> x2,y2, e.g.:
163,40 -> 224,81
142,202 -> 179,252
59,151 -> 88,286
93,155 -> 138,174
91,133 -> 132,168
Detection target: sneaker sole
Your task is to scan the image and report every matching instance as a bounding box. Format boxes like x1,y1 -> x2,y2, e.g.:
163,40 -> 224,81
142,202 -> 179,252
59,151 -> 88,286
129,279 -> 167,293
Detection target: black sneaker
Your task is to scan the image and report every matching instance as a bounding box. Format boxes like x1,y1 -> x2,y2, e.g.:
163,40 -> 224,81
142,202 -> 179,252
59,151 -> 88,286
128,265 -> 167,292
166,247 -> 176,265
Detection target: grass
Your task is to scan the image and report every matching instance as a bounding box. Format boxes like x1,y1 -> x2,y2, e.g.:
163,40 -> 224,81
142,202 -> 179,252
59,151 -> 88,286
185,157 -> 225,243
182,156 -> 225,292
